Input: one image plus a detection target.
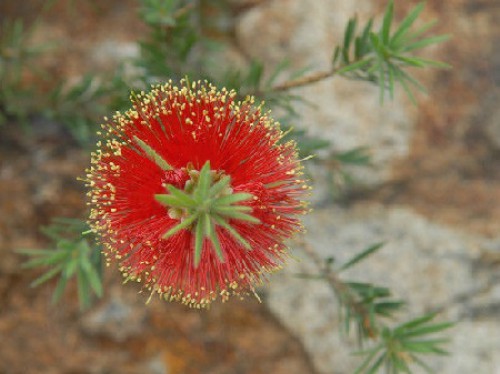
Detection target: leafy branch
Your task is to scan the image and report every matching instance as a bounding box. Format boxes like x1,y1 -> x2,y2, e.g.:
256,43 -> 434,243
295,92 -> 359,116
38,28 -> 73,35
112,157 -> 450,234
298,240 -> 397,339
269,0 -> 450,103
0,19 -> 49,125
353,313 -> 453,374
297,239 -> 453,373
17,218 -> 103,310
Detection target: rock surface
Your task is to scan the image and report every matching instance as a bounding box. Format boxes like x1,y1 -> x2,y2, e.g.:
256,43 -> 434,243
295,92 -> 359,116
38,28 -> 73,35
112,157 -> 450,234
267,203 -> 500,373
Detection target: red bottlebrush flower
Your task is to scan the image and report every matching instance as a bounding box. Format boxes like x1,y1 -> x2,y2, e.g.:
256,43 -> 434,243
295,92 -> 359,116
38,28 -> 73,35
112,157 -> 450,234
87,80 -> 309,308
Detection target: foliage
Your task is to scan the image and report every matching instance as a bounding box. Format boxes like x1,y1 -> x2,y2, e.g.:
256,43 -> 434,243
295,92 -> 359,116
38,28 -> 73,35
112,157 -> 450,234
155,161 -> 260,267
136,0 -> 199,81
332,0 -> 450,103
0,19 -> 48,125
43,71 -> 131,145
354,313 -> 453,374
17,218 -> 102,310
299,242 -> 453,373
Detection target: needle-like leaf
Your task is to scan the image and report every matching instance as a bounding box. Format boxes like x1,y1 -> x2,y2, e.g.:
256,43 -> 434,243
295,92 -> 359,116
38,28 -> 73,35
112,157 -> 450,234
381,0 -> 394,44
195,161 -> 212,201
162,214 -> 197,239
214,192 -> 254,206
217,209 -> 261,224
193,217 -> 205,268
133,135 -> 172,170
209,175 -> 232,197
207,216 -> 225,262
214,215 -> 252,250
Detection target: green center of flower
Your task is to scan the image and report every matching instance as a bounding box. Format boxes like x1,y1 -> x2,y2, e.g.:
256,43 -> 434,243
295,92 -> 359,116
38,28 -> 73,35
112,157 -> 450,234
154,161 -> 260,267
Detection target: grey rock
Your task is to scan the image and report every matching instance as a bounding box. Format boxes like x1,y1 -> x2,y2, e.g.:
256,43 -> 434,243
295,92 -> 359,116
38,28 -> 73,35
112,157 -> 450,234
143,354 -> 169,374
483,91 -> 500,150
81,290 -> 148,342
267,203 -> 500,373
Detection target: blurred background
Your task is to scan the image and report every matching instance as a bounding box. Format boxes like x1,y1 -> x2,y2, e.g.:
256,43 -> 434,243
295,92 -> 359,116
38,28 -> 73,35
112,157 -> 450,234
0,0 -> 499,373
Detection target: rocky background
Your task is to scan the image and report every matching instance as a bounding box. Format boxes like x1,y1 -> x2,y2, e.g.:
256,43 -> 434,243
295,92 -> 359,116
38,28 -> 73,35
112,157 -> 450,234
0,0 -> 499,373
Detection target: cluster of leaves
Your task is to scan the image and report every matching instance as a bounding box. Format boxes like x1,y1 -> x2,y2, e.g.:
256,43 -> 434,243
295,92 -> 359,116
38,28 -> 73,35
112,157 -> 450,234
332,0 -> 450,103
299,242 -> 453,373
137,0 -> 200,81
354,313 -> 453,374
0,5 -> 130,144
43,72 -> 131,145
0,19 -> 48,125
17,218 -> 102,310
155,161 -> 259,267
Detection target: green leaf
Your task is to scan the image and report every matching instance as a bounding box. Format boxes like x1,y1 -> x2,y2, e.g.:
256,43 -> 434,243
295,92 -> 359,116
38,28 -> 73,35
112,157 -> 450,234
51,276 -> 68,304
374,301 -> 405,317
213,215 -> 252,250
166,185 -> 197,207
161,214 -> 198,239
332,46 -> 341,64
217,209 -> 261,224
366,353 -> 385,374
340,242 -> 384,271
395,313 -> 439,333
16,248 -> 59,257
267,59 -> 290,87
406,19 -> 438,42
21,251 -> 67,268
247,60 -> 264,88
354,18 -> 373,59
387,63 -> 396,99
390,352 -> 412,372
397,55 -> 451,69
209,175 -> 231,197
133,135 -> 172,170
393,66 -> 417,104
207,216 -> 224,262
214,205 -> 253,214
195,161 -> 212,201
155,193 -> 186,209
193,215 -> 205,267
353,346 -> 383,374
400,322 -> 454,339
402,34 -> 450,53
412,354 -> 437,374
381,0 -> 394,44
401,339 -> 450,354
30,264 -> 64,287
343,17 -> 357,62
77,267 -> 91,310
391,2 -> 425,47
394,63 -> 427,93
334,147 -> 371,165
214,192 -> 254,206
337,58 -> 372,75
81,255 -> 103,297
63,256 -> 79,279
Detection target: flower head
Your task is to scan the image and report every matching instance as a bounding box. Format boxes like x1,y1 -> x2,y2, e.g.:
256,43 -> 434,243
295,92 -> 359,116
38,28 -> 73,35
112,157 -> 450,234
87,80 -> 309,307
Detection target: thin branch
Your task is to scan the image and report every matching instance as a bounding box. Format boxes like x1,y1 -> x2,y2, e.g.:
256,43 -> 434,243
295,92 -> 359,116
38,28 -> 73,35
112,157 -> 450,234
232,0 -> 269,15
296,238 -> 378,338
270,70 -> 335,92
173,3 -> 195,19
